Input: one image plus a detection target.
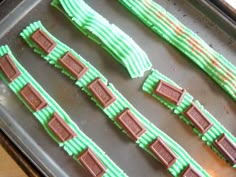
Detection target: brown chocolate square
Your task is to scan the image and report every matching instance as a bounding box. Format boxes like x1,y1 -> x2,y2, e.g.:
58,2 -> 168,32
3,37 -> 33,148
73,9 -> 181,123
149,137 -> 177,169
48,112 -> 76,142
78,148 -> 106,177
19,83 -> 48,112
116,108 -> 146,141
31,28 -> 56,54
59,52 -> 88,80
0,54 -> 21,82
88,78 -> 116,108
155,80 -> 185,105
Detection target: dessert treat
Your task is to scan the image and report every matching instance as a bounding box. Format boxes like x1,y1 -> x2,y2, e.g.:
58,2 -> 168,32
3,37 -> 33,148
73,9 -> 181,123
0,54 -> 21,82
59,52 -> 88,80
19,83 -> 48,112
0,45 -> 128,177
148,137 -> 177,169
21,21 -> 210,177
180,165 -> 202,177
155,80 -> 186,106
78,148 -> 107,177
48,113 -> 76,142
116,108 -> 146,141
88,78 -> 116,108
143,69 -> 236,167
184,103 -> 213,134
214,134 -> 236,166
51,0 -> 152,78
31,28 -> 56,54
119,0 -> 236,101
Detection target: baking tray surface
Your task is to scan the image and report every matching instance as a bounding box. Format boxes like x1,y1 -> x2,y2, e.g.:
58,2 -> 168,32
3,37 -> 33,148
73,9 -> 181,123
0,0 -> 236,176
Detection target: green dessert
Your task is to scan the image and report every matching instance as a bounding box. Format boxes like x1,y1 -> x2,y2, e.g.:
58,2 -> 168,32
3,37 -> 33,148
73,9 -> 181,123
50,0 -> 152,79
0,45 -> 128,177
143,69 -> 236,168
119,0 -> 236,101
20,21 -> 211,177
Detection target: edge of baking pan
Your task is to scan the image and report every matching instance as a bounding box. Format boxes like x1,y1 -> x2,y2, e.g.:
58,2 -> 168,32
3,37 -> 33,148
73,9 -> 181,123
189,0 -> 236,38
0,104 -> 69,177
210,0 -> 236,21
0,0 -> 41,39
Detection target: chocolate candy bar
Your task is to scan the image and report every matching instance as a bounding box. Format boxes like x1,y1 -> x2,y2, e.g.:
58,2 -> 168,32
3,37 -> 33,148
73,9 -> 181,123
149,137 -> 177,169
48,112 -> 76,142
78,148 -> 106,177
88,78 -> 116,108
180,165 -> 202,177
0,54 -> 21,82
184,104 -> 213,134
59,52 -> 88,79
31,28 -> 56,54
214,134 -> 236,165
116,108 -> 146,141
155,80 -> 185,105
19,83 -> 48,111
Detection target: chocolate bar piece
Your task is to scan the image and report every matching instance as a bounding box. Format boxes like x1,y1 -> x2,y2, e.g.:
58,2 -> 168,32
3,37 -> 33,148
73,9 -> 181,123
214,134 -> 236,166
116,108 -> 146,141
59,52 -> 88,79
88,78 -> 116,108
180,165 -> 202,177
149,137 -> 177,169
78,148 -> 106,177
19,83 -> 48,111
184,104 -> 213,134
0,54 -> 21,82
48,112 -> 76,142
31,28 -> 56,54
155,80 -> 185,105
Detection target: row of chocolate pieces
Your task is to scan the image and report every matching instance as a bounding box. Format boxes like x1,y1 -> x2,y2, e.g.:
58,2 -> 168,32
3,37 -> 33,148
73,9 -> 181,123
118,0 -> 236,101
31,27 -> 169,162
51,0 -> 152,78
20,21 -> 209,177
151,76 -> 235,166
0,48 -> 124,177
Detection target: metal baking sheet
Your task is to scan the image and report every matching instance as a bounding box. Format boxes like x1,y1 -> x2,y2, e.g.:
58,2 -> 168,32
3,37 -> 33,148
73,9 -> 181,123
0,0 -> 236,176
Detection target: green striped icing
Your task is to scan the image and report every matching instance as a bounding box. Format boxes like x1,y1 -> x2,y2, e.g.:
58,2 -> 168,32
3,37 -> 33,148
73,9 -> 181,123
0,45 -> 128,177
143,69 -> 236,168
50,0 -> 152,79
119,0 -> 236,100
21,21 -> 210,177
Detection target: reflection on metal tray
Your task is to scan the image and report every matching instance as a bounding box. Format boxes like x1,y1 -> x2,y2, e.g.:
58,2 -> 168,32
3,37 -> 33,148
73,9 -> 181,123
0,0 -> 236,177
0,0 -> 41,39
